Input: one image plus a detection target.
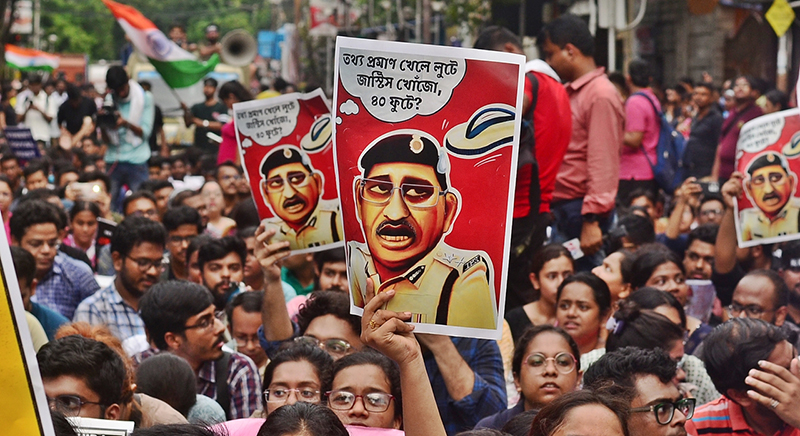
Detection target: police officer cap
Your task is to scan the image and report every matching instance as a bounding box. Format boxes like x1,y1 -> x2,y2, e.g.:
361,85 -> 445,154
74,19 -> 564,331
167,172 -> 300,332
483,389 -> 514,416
360,133 -> 448,189
748,152 -> 789,175
260,146 -> 312,177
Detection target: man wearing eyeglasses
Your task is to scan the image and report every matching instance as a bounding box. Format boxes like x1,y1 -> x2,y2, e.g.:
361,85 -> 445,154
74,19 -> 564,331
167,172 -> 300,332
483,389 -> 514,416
740,152 -> 800,242
161,206 -> 203,281
584,346 -> 694,436
259,145 -> 342,251
74,216 -> 167,348
688,318 -> 800,436
349,131 -> 496,329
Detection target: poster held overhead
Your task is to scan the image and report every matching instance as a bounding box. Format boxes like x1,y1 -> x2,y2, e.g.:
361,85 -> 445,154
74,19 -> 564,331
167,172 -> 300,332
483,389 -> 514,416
333,37 -> 525,340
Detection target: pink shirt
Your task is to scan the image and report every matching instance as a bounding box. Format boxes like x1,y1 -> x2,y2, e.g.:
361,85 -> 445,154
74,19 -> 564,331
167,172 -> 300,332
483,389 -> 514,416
553,67 -> 624,215
218,122 -> 238,164
620,89 -> 661,180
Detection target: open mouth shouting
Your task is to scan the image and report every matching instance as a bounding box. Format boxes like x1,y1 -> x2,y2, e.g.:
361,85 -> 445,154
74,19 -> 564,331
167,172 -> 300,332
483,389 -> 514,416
761,192 -> 782,206
377,220 -> 416,247
283,196 -> 306,214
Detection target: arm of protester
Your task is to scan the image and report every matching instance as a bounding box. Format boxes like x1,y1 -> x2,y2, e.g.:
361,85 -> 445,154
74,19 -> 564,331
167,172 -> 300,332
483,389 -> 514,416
665,178 -> 702,239
715,173 -> 744,274
746,357 -> 800,429
72,116 -> 95,147
181,103 -> 193,127
254,224 -> 295,342
360,282 -> 447,436
416,334 -> 475,401
623,131 -> 644,148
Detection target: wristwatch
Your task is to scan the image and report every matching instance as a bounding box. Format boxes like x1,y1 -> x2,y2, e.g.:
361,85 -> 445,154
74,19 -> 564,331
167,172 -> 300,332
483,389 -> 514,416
202,119 -> 210,127
582,213 -> 599,223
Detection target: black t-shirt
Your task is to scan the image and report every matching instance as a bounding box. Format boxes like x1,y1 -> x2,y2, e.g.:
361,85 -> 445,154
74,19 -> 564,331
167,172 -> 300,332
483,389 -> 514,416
149,105 -> 164,152
57,97 -> 97,135
683,108 -> 723,180
191,100 -> 227,152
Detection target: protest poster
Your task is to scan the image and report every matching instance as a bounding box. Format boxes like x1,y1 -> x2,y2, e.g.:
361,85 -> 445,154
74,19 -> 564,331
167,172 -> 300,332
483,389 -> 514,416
233,88 -> 343,254
4,126 -> 40,163
67,417 -> 134,436
333,37 -> 524,339
734,108 -> 800,247
0,211 -> 55,436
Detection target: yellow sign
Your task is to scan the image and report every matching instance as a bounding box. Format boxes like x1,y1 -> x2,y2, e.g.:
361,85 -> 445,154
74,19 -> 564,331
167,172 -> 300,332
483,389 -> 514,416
0,211 -> 55,436
766,0 -> 796,37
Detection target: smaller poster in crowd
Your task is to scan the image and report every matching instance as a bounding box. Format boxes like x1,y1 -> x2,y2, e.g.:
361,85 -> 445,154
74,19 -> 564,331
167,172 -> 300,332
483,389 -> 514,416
4,126 -> 40,163
734,108 -> 800,247
0,211 -> 55,436
333,36 -> 525,339
233,89 -> 344,254
67,417 -> 134,436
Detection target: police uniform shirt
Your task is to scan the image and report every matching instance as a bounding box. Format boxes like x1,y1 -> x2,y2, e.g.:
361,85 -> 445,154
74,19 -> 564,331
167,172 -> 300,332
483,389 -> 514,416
740,199 -> 800,241
263,199 -> 343,250
348,241 -> 497,330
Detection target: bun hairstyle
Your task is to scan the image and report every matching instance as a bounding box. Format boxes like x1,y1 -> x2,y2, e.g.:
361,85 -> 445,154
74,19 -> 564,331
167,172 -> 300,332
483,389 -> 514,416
605,299 -> 685,353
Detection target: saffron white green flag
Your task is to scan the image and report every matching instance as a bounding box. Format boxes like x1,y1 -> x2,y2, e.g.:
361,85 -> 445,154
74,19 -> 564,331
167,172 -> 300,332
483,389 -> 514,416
102,0 -> 219,89
4,45 -> 59,71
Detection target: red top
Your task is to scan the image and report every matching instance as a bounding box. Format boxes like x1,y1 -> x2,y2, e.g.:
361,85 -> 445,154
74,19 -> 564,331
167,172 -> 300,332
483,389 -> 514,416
217,121 -> 238,164
686,396 -> 800,436
717,103 -> 763,180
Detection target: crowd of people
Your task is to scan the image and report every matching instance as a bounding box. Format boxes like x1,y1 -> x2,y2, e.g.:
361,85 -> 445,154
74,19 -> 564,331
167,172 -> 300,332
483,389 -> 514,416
7,12 -> 800,436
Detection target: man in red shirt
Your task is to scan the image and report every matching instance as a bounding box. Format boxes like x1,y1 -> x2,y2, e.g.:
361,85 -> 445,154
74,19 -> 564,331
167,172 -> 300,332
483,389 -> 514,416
538,15 -> 624,271
712,76 -> 763,182
473,26 -> 571,309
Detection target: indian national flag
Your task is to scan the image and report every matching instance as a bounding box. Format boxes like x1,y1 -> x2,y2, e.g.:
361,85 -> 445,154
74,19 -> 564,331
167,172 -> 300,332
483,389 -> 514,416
4,45 -> 59,71
102,0 -> 219,89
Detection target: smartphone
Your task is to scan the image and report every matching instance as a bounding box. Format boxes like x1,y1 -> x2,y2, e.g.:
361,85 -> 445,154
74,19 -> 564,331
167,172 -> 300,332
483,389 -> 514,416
73,182 -> 103,201
698,181 -> 720,197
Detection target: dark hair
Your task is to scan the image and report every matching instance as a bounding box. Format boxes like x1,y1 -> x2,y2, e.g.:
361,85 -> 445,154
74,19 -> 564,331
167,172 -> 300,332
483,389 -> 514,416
583,346 -> 677,396
78,171 -> 111,193
627,287 -> 686,328
297,291 -> 361,336
130,424 -> 228,436
313,247 -> 346,272
502,410 -> 538,436
55,165 -> 79,185
556,272 -> 612,316
258,402 -> 348,436
203,77 -> 218,88
538,14 -> 595,57
626,188 -> 658,208
530,244 -> 573,276
262,344 -> 335,397
162,206 -> 203,233
331,350 -> 402,421
37,335 -> 126,408
765,89 -> 789,110
69,200 -> 101,222
215,161 -> 242,179
694,81 -> 715,93
11,245 -> 36,285
187,234 -> 214,268
171,153 -> 190,166
136,353 -> 197,417
607,214 -> 655,253
627,59 -> 652,88
10,199 -> 64,242
629,247 -> 684,290
18,187 -> 60,205
473,26 -> 521,51
226,290 -> 263,326
139,281 -> 215,350
457,430 -> 510,436
230,198 -> 260,229
197,236 -> 246,272
110,216 -> 167,257
741,269 -> 789,310
140,179 -> 174,194
106,65 -> 129,91
22,158 -> 48,178
699,193 -> 724,209
171,189 -> 200,208
0,150 -> 19,164
122,190 -> 157,216
702,318 -> 787,395
687,223 -> 718,247
529,388 -> 630,436
605,301 -> 685,353
218,81 -> 253,103
238,226 -> 257,239
512,325 -> 581,378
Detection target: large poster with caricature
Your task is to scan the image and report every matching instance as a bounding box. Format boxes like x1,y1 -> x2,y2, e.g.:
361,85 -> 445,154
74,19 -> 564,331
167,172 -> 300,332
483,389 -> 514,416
735,108 -> 800,247
234,89 -> 344,254
333,37 -> 524,339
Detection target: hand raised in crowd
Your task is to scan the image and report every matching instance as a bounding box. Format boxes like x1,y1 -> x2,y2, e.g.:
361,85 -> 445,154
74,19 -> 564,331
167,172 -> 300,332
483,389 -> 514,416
746,357 -> 800,429
721,172 -> 745,209
253,224 -> 289,283
674,177 -> 703,201
580,221 -> 603,255
361,278 -> 420,366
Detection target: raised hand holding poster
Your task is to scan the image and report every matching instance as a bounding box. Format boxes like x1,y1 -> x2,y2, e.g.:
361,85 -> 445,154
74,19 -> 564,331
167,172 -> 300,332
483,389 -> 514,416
734,109 -> 800,247
333,37 -> 525,339
234,89 -> 343,254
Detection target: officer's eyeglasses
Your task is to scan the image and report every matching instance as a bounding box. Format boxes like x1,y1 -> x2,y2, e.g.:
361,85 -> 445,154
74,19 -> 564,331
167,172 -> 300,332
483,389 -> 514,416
265,171 -> 311,192
727,302 -> 770,318
294,336 -> 353,357
263,388 -> 321,404
523,352 -> 577,374
326,390 -> 394,412
359,178 -> 445,208
630,398 -> 695,425
47,395 -> 104,417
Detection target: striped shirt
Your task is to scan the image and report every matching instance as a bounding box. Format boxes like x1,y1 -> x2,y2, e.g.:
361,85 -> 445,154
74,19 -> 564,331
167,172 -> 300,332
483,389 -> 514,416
73,281 -> 144,342
687,396 -> 800,436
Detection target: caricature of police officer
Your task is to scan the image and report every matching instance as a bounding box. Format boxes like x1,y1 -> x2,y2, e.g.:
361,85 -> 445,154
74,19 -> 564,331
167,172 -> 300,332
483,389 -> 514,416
740,151 -> 800,241
260,145 -> 342,250
349,131 -> 497,329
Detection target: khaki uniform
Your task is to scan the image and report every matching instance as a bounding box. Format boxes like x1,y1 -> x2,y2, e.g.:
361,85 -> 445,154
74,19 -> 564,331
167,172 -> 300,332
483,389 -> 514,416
263,199 -> 343,250
740,200 -> 800,241
349,241 -> 497,329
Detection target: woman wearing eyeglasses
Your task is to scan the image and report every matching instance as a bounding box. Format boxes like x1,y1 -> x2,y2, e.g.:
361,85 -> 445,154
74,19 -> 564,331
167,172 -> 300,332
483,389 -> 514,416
257,344 -> 334,418
327,350 -> 402,429
476,325 -> 580,430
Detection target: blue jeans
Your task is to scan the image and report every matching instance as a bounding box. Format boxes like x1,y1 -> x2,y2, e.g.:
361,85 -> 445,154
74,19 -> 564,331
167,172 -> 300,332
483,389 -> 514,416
550,198 -> 613,272
108,161 -> 149,213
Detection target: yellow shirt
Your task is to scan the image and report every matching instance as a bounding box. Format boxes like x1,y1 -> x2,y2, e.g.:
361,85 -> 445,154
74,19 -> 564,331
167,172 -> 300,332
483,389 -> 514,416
349,241 -> 497,329
740,201 -> 800,241
263,199 -> 343,251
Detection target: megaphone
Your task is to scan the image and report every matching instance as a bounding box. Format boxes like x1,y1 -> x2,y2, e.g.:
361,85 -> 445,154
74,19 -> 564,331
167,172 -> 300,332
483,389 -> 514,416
220,29 -> 258,67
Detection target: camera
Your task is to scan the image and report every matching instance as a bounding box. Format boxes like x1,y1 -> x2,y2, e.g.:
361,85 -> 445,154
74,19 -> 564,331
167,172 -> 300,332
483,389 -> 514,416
97,99 -> 120,130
